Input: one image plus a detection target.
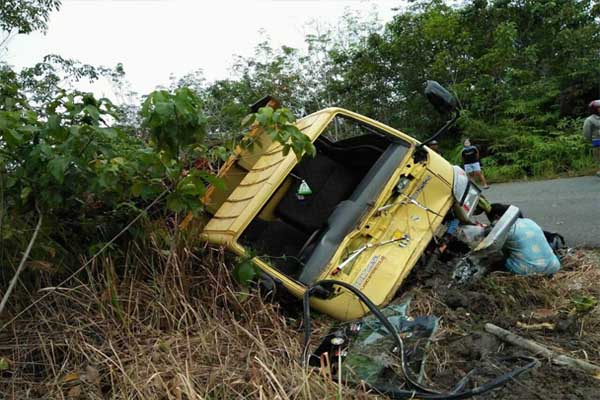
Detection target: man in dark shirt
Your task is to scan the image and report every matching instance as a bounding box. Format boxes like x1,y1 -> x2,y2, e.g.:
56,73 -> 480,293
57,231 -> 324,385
461,139 -> 489,189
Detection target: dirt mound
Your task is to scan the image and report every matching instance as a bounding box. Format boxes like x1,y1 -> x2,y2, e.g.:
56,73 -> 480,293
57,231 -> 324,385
405,249 -> 600,399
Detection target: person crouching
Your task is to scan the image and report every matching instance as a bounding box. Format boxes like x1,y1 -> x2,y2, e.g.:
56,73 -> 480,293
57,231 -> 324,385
486,203 -> 560,275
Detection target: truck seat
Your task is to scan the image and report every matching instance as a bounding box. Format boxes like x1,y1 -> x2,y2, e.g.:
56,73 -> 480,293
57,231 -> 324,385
276,152 -> 361,233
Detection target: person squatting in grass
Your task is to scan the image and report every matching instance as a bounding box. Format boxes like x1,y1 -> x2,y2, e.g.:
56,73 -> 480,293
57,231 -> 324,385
486,203 -> 560,276
461,139 -> 489,189
582,100 -> 600,178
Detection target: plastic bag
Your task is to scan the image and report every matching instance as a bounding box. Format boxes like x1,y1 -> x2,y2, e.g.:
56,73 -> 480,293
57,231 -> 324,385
456,225 -> 486,249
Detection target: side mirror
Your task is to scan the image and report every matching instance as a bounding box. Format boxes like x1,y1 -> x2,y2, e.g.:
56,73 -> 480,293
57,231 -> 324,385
414,81 -> 461,162
424,80 -> 458,114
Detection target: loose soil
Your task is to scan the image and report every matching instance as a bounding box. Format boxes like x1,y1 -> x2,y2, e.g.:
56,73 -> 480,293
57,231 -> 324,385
402,248 -> 600,400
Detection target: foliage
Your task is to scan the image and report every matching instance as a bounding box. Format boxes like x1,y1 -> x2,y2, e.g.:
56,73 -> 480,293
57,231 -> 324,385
0,0 -> 61,35
233,257 -> 260,286
2,0 -> 600,295
0,71 -> 155,264
17,55 -> 126,104
2,7 -> 600,396
0,62 -> 312,274
473,133 -> 594,181
241,106 -> 315,158
141,87 -> 207,158
0,87 -> 134,212
571,294 -> 598,313
317,0 -> 600,180
170,1 -> 597,182
0,56 -> 222,271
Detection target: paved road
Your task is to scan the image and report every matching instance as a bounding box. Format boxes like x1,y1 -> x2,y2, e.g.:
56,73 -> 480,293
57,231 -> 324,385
482,176 -> 600,248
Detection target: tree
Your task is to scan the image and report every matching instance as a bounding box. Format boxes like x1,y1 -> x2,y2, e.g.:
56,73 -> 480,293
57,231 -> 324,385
1,55 -> 314,281
0,0 -> 61,34
0,0 -> 61,54
322,0 -> 599,177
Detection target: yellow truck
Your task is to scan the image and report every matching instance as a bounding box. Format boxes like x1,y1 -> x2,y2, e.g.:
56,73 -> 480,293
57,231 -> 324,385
200,82 -> 496,320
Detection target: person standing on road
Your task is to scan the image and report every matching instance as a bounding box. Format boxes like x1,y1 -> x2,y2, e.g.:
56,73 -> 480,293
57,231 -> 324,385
582,100 -> 600,177
461,139 -> 489,189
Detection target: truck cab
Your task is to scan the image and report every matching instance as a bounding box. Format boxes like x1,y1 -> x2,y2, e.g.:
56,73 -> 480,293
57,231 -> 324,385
201,106 -> 460,320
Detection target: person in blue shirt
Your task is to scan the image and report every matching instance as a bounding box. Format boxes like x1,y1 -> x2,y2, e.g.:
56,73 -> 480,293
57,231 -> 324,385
461,139 -> 489,189
487,204 -> 560,275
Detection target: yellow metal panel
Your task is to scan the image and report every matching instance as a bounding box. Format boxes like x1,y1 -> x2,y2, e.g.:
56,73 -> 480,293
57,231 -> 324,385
427,149 -> 454,185
204,112 -> 336,241
202,106 -> 459,321
299,112 -> 333,141
204,163 -> 247,214
237,134 -> 275,170
306,155 -> 454,320
213,199 -> 251,219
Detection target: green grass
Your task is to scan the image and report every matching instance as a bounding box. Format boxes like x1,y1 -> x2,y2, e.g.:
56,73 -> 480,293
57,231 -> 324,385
445,130 -> 597,183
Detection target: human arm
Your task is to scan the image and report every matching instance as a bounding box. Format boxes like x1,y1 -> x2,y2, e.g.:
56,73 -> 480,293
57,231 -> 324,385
583,118 -> 593,142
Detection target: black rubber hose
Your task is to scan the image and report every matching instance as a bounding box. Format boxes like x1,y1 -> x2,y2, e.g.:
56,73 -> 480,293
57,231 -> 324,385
303,279 -> 435,394
302,279 -> 539,400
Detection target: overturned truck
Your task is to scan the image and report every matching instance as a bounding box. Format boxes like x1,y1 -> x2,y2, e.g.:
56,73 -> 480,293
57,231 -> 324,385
200,82 -> 514,321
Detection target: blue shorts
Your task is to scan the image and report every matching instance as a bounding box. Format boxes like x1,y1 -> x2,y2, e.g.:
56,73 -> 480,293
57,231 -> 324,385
592,138 -> 600,148
464,162 -> 481,173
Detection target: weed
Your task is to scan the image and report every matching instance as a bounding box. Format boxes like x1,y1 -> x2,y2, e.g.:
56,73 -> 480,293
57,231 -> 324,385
0,232 -> 368,399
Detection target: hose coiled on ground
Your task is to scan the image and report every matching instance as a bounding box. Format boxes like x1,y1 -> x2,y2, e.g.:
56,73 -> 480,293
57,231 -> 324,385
302,279 -> 538,399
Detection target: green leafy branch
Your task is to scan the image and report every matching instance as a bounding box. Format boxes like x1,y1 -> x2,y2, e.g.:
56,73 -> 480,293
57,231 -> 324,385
141,87 -> 207,158
241,106 -> 315,158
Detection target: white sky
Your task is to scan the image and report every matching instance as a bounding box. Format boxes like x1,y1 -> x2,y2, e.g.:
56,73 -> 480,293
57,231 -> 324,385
6,0 -> 403,98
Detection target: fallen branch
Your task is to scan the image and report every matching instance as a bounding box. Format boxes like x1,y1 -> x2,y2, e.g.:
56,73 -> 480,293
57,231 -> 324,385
0,205 -> 43,315
485,323 -> 600,378
516,321 -> 555,331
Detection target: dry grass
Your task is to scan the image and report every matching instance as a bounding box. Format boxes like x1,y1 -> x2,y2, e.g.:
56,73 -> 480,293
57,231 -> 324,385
1,231 -> 599,400
0,236 -> 374,400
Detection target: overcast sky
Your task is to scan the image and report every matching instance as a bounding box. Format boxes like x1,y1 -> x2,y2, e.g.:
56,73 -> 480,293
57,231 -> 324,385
7,0 -> 403,98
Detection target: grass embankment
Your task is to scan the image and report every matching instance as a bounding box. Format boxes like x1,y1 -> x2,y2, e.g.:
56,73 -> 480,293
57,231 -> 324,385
443,133 -> 598,183
1,235 -> 599,399
483,164 -> 598,184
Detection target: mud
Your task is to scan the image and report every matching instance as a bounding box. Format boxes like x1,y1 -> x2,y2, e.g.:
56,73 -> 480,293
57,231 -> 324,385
403,249 -> 600,400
